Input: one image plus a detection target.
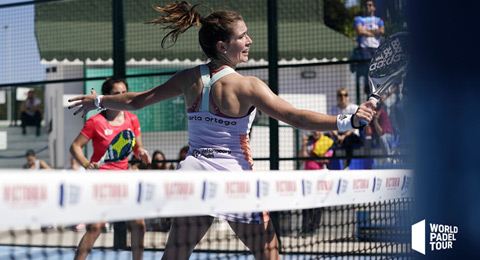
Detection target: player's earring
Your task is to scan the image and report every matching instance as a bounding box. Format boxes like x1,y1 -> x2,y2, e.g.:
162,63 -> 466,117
224,50 -> 227,54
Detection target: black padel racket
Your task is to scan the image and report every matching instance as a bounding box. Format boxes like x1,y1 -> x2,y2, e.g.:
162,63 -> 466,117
360,32 -> 410,125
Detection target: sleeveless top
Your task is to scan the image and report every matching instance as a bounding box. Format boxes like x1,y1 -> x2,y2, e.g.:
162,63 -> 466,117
182,65 -> 256,171
24,159 -> 40,170
178,65 -> 267,224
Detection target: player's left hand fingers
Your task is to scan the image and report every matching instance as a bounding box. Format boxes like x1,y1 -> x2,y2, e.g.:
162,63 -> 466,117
68,95 -> 86,102
72,105 -> 84,117
91,162 -> 100,169
68,100 -> 83,109
140,150 -> 152,164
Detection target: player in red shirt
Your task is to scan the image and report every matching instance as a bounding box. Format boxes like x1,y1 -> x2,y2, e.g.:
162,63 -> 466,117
70,77 -> 151,260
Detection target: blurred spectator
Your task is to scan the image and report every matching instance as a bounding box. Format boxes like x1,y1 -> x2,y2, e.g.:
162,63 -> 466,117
297,131 -> 333,236
176,145 -> 189,169
298,131 -> 333,170
365,102 -> 394,159
329,88 -> 362,169
23,149 -> 51,170
354,0 -> 385,94
150,150 -> 171,170
20,89 -> 43,136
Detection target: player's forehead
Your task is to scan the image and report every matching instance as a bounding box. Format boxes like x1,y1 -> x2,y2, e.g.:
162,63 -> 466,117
110,82 -> 127,94
231,20 -> 247,37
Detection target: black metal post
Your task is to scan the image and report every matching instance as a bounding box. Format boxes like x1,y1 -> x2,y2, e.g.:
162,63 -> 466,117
112,0 -> 127,250
267,0 -> 282,252
113,0 -> 126,79
267,0 -> 279,171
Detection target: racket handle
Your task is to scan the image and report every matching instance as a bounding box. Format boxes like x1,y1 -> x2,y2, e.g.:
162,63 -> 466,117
359,95 -> 380,126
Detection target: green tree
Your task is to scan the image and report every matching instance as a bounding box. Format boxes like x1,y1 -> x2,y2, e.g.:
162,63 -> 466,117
324,0 -> 361,38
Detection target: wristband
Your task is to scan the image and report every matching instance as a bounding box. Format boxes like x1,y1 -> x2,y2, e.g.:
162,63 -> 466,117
94,95 -> 105,110
336,114 -> 354,132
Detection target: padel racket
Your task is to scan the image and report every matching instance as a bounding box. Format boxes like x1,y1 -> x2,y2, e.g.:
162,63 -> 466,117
98,130 -> 136,166
360,32 -> 410,125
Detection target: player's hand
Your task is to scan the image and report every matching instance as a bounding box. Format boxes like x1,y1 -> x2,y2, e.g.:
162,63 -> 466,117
137,148 -> 152,164
68,88 -> 99,118
84,162 -> 100,170
352,100 -> 376,127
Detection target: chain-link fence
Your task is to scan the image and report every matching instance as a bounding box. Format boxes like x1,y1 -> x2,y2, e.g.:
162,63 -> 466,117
0,0 -> 409,170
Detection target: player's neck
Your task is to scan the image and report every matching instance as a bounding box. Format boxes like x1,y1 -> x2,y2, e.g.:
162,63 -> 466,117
103,110 -> 124,122
208,60 -> 236,71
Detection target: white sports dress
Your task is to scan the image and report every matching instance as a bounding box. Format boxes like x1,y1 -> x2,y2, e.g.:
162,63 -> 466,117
178,65 -> 268,224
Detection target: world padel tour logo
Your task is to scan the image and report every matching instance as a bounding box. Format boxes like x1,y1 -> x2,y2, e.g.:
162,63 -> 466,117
302,180 -> 312,196
412,219 -> 459,255
372,177 -> 383,192
256,180 -> 269,198
201,181 -> 217,200
59,183 -> 81,207
336,179 -> 348,194
137,182 -> 156,204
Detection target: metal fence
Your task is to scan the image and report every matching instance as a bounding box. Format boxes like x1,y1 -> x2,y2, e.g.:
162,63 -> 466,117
0,0 -> 409,170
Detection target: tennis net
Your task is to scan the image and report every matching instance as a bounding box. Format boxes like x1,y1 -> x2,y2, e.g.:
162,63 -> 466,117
0,169 -> 414,259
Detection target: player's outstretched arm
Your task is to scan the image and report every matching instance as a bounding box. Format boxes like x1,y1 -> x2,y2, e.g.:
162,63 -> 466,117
68,70 -> 186,117
246,77 -> 375,131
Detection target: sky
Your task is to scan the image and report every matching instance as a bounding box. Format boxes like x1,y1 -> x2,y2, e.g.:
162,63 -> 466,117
345,0 -> 359,8
0,0 -> 46,85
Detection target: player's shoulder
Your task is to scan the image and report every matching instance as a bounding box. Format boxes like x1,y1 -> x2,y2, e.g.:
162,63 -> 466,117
235,74 -> 263,86
232,75 -> 266,95
169,66 -> 201,88
125,111 -> 140,124
124,111 -> 137,118
87,113 -> 104,122
173,66 -> 202,81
